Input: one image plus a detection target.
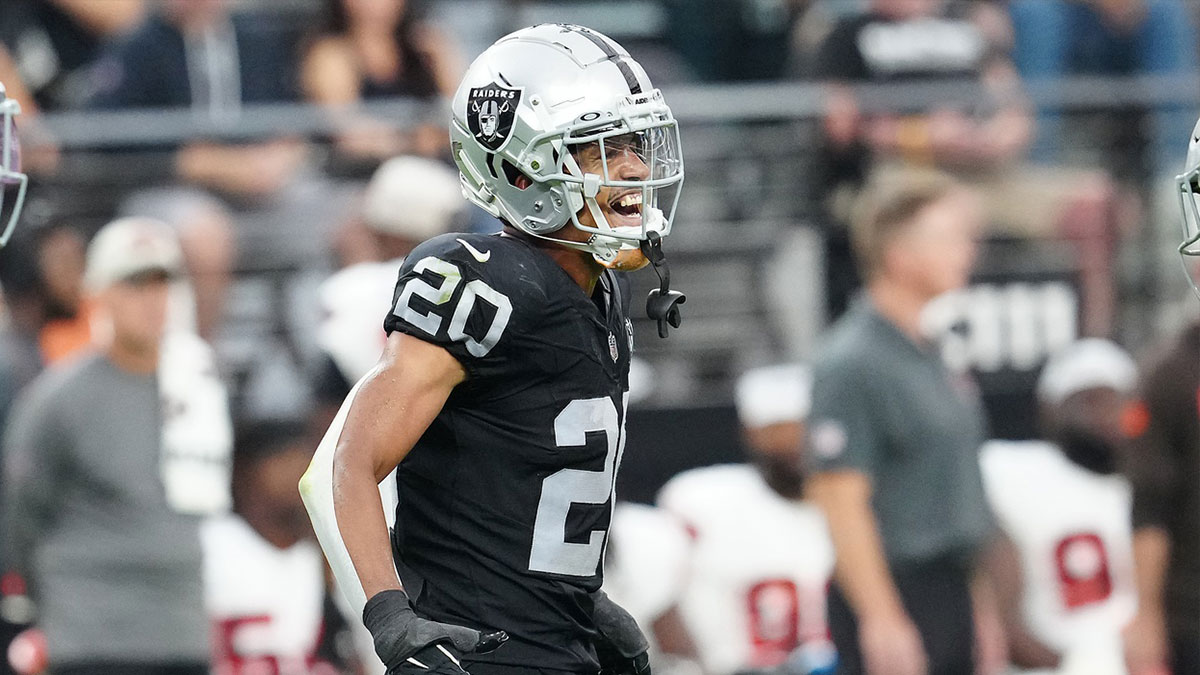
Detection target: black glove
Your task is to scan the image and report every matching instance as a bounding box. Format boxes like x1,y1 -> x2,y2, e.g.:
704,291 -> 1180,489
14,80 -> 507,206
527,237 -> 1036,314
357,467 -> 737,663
363,589 -> 508,673
591,590 -> 651,675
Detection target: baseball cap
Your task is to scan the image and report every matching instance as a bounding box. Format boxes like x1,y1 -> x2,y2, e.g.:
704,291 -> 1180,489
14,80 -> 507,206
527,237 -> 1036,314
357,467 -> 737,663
363,155 -> 465,240
1036,338 -> 1138,406
84,217 -> 184,292
735,363 -> 812,428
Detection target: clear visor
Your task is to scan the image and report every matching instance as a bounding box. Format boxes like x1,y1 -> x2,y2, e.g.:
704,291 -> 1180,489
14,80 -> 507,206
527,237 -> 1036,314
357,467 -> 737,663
1179,170 -> 1200,254
0,102 -> 27,248
535,104 -> 684,251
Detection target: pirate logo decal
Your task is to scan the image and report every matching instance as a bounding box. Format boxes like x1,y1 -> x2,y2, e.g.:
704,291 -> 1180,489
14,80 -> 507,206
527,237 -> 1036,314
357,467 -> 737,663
467,83 -> 522,152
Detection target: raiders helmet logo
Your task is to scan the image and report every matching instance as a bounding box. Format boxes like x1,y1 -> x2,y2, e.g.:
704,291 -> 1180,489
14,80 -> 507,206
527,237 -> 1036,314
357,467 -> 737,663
467,83 -> 522,152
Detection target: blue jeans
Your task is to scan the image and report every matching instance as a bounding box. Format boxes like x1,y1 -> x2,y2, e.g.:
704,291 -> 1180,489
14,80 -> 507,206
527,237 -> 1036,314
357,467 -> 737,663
1009,0 -> 1197,168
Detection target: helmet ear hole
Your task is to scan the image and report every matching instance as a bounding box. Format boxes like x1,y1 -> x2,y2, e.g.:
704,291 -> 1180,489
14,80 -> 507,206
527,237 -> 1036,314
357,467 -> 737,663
501,159 -> 531,190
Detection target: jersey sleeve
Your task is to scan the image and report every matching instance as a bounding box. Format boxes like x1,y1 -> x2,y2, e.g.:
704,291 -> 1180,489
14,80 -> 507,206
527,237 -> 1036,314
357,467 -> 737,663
806,359 -> 883,476
383,234 -> 533,376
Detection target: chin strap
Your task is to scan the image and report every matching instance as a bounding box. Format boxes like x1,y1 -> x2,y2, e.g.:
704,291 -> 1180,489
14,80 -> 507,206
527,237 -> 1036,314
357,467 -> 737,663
640,230 -> 686,338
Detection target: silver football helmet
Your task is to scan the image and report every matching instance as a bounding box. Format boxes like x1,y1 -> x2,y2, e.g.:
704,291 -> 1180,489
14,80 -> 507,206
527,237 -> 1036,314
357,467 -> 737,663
0,82 -> 27,248
1177,116 -> 1200,295
450,24 -> 684,268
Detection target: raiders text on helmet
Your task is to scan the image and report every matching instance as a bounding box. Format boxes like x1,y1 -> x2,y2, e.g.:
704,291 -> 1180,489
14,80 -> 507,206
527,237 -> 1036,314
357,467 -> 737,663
449,24 -> 684,266
0,82 -> 28,248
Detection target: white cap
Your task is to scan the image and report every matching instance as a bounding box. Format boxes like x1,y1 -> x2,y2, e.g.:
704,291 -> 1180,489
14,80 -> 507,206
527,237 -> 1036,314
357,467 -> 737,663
363,156 -> 465,240
84,217 -> 184,292
1036,338 -> 1138,406
735,363 -> 812,428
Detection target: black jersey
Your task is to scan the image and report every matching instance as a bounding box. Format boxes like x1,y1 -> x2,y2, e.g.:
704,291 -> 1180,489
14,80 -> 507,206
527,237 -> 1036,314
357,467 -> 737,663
381,232 -> 634,672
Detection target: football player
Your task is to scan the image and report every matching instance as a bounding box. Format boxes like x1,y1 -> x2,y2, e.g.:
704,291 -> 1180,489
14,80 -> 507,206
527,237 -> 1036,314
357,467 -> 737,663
981,339 -> 1139,675
205,420 -> 361,675
300,24 -> 685,675
657,365 -> 836,675
0,82 -> 28,248
1178,117 -> 1200,295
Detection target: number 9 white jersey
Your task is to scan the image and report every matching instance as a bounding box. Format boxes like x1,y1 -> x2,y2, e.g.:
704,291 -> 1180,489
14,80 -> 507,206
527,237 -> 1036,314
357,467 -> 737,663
980,440 -> 1137,673
657,464 -> 835,675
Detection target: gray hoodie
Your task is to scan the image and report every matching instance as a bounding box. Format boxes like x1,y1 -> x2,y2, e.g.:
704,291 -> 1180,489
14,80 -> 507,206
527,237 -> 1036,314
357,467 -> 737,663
1,353 -> 208,665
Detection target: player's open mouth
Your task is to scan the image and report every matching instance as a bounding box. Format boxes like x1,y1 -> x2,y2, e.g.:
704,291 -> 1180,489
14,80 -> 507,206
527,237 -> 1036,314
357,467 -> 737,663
609,192 -> 643,218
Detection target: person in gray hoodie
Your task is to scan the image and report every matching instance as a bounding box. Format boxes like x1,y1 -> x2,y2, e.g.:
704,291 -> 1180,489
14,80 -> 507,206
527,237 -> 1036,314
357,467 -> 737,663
1,217 -> 230,675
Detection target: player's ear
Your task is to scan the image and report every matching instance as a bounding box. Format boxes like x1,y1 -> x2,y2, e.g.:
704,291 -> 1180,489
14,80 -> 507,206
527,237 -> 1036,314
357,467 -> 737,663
500,159 -> 532,190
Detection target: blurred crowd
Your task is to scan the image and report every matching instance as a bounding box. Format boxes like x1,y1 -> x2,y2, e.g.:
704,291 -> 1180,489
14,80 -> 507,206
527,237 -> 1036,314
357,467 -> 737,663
0,0 -> 1198,674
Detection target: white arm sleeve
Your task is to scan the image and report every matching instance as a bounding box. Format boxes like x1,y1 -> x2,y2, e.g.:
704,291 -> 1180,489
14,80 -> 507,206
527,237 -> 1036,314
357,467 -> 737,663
299,375 -> 400,617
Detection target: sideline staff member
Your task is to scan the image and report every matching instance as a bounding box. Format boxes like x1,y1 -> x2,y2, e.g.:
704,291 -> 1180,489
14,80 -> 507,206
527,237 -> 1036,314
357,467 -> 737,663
807,173 -> 994,675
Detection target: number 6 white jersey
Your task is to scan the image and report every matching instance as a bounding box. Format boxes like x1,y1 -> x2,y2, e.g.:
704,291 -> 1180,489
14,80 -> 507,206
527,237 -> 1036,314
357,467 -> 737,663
657,464 -> 835,675
381,231 -> 635,673
980,441 -> 1137,668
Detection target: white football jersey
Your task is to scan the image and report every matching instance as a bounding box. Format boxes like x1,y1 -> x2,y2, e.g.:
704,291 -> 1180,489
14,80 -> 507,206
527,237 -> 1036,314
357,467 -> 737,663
316,260 -> 402,384
980,441 -> 1136,674
603,503 -> 692,629
658,465 -> 835,675
202,516 -> 344,675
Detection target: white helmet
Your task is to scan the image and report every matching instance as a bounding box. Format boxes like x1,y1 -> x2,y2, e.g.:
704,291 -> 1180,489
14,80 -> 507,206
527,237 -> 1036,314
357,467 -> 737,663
0,82 -> 28,248
449,24 -> 684,267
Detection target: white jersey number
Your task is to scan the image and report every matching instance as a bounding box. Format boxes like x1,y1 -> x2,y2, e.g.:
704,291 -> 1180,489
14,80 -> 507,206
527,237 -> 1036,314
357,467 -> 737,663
747,579 -> 801,663
394,256 -> 513,357
529,396 -> 626,577
1056,532 -> 1113,609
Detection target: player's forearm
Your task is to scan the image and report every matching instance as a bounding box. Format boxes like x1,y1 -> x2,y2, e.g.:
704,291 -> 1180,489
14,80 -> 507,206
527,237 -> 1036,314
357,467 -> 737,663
983,535 -> 1059,667
333,450 -> 405,599
1008,629 -> 1061,668
1132,527 -> 1170,616
300,377 -> 395,614
302,333 -> 465,614
808,471 -> 906,620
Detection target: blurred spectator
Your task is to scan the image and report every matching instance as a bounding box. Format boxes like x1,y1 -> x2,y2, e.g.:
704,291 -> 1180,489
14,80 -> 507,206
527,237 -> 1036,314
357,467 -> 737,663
0,221 -> 86,444
203,419 -> 362,674
0,0 -> 145,111
657,364 -> 836,675
602,502 -> 698,675
311,155 -> 464,425
0,219 -> 86,674
0,0 -> 146,181
1,218 -> 231,675
1123,319 -> 1200,675
981,339 -> 1139,674
87,0 -> 317,338
815,0 -> 1030,223
814,0 -> 1120,333
34,225 -> 89,365
1009,0 -> 1198,176
0,50 -> 56,178
805,173 -> 1001,675
301,0 -> 462,168
665,0 -> 808,82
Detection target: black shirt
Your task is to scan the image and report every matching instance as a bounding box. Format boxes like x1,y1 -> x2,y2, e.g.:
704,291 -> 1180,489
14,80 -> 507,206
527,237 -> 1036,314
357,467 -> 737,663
813,10 -> 990,196
382,232 -> 634,672
0,0 -> 103,110
1128,323 -> 1200,642
816,12 -> 986,84
88,13 -> 298,111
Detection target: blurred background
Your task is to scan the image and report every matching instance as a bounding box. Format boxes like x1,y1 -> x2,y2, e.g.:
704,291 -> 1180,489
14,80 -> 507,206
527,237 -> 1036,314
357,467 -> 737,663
0,0 -> 1197,673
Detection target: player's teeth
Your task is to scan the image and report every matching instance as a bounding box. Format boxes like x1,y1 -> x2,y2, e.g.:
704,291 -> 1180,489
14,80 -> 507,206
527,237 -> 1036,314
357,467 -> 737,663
617,194 -> 642,208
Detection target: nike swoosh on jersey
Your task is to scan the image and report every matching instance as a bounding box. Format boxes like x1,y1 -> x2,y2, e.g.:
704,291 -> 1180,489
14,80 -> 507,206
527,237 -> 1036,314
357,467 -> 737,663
457,238 -> 492,263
